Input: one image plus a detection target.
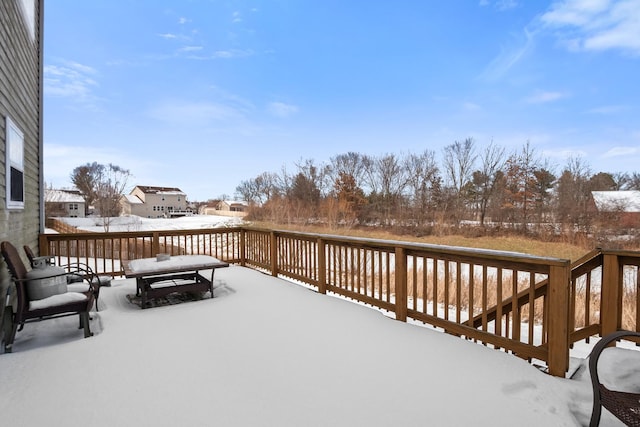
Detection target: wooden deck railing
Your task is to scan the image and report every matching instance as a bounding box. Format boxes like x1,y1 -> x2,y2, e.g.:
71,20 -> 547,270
38,226 -> 640,377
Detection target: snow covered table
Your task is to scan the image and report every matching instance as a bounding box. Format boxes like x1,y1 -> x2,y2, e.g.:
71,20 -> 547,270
123,255 -> 229,309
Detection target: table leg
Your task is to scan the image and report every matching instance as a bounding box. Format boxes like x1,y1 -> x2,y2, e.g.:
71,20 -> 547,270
140,278 -> 147,309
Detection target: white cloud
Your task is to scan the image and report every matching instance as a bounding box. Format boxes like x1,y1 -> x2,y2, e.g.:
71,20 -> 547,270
463,102 -> 481,111
267,102 -> 299,118
542,147 -> 588,161
147,101 -> 246,126
158,33 -> 178,39
212,49 -> 254,59
44,61 -> 98,100
181,49 -> 254,60
603,146 -> 640,158
541,0 -> 640,55
179,46 -> 203,52
496,0 -> 519,11
478,0 -> 519,10
479,28 -> 534,81
178,17 -> 189,25
586,104 -> 628,114
525,90 -> 568,104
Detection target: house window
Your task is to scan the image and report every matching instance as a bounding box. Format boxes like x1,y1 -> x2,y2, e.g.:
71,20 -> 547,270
18,0 -> 36,41
5,117 -> 25,210
69,203 -> 78,210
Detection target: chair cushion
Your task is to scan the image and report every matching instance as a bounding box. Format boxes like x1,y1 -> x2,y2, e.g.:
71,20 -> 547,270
29,292 -> 87,310
67,283 -> 90,293
26,266 -> 68,300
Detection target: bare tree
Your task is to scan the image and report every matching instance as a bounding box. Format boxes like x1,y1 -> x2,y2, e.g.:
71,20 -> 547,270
329,152 -> 368,189
93,164 -> 131,231
363,153 -> 408,225
294,158 -> 330,198
236,171 -> 281,205
623,172 -> 640,190
443,138 -> 477,193
443,138 -> 477,225
503,141 -> 548,231
555,157 -> 592,234
471,142 -> 505,227
404,149 -> 439,226
70,162 -> 104,215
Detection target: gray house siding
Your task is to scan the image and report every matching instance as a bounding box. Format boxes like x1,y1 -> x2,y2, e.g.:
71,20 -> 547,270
0,0 -> 44,345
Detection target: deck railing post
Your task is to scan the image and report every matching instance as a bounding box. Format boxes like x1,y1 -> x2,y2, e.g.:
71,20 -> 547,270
395,247 -> 407,322
270,231 -> 278,277
317,238 -> 326,294
240,228 -> 246,266
547,262 -> 571,377
39,234 -> 49,256
601,252 -> 622,337
152,232 -> 160,256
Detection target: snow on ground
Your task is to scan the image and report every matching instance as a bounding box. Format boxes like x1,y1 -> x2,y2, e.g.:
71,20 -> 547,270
58,214 -> 243,232
1,266 -> 639,426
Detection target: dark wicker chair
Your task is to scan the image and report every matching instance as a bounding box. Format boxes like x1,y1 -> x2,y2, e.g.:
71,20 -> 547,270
1,241 -> 96,353
23,244 -> 103,310
589,330 -> 640,426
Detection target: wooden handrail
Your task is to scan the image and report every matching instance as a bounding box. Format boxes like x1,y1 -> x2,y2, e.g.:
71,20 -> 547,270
38,225 -> 640,377
469,248 -> 603,329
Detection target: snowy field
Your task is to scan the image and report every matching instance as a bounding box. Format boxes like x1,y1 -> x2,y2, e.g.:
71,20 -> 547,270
54,214 -> 244,233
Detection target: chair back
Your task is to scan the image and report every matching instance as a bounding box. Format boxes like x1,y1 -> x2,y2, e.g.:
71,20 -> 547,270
1,241 -> 30,315
589,330 -> 640,426
23,244 -> 36,265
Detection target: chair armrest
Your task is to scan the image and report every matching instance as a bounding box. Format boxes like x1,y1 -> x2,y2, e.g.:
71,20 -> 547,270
60,264 -> 102,293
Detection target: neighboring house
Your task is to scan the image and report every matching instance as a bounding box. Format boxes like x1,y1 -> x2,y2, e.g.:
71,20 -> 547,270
120,185 -> 189,218
218,200 -> 248,213
591,191 -> 640,228
44,189 -> 86,218
200,200 -> 248,217
1,0 -> 44,341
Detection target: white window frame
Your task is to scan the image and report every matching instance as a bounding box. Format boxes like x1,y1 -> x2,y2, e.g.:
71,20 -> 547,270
5,116 -> 25,210
18,0 -> 36,41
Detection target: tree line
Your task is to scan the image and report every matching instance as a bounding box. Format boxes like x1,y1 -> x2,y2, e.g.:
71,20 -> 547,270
235,138 -> 640,243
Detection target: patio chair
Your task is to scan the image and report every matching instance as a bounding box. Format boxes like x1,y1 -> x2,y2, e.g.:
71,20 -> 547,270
589,330 -> 640,427
1,241 -> 96,353
23,244 -> 105,310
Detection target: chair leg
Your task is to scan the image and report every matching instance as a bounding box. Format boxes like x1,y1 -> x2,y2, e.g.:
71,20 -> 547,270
589,400 -> 602,427
81,312 -> 93,338
4,320 -> 18,353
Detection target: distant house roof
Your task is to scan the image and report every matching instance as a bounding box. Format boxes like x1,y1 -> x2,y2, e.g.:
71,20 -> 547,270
45,189 -> 85,204
222,200 -> 248,206
134,185 -> 186,195
592,191 -> 640,213
123,194 -> 143,204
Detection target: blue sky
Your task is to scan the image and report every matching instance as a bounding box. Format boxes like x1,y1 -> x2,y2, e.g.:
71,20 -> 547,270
44,0 -> 640,201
